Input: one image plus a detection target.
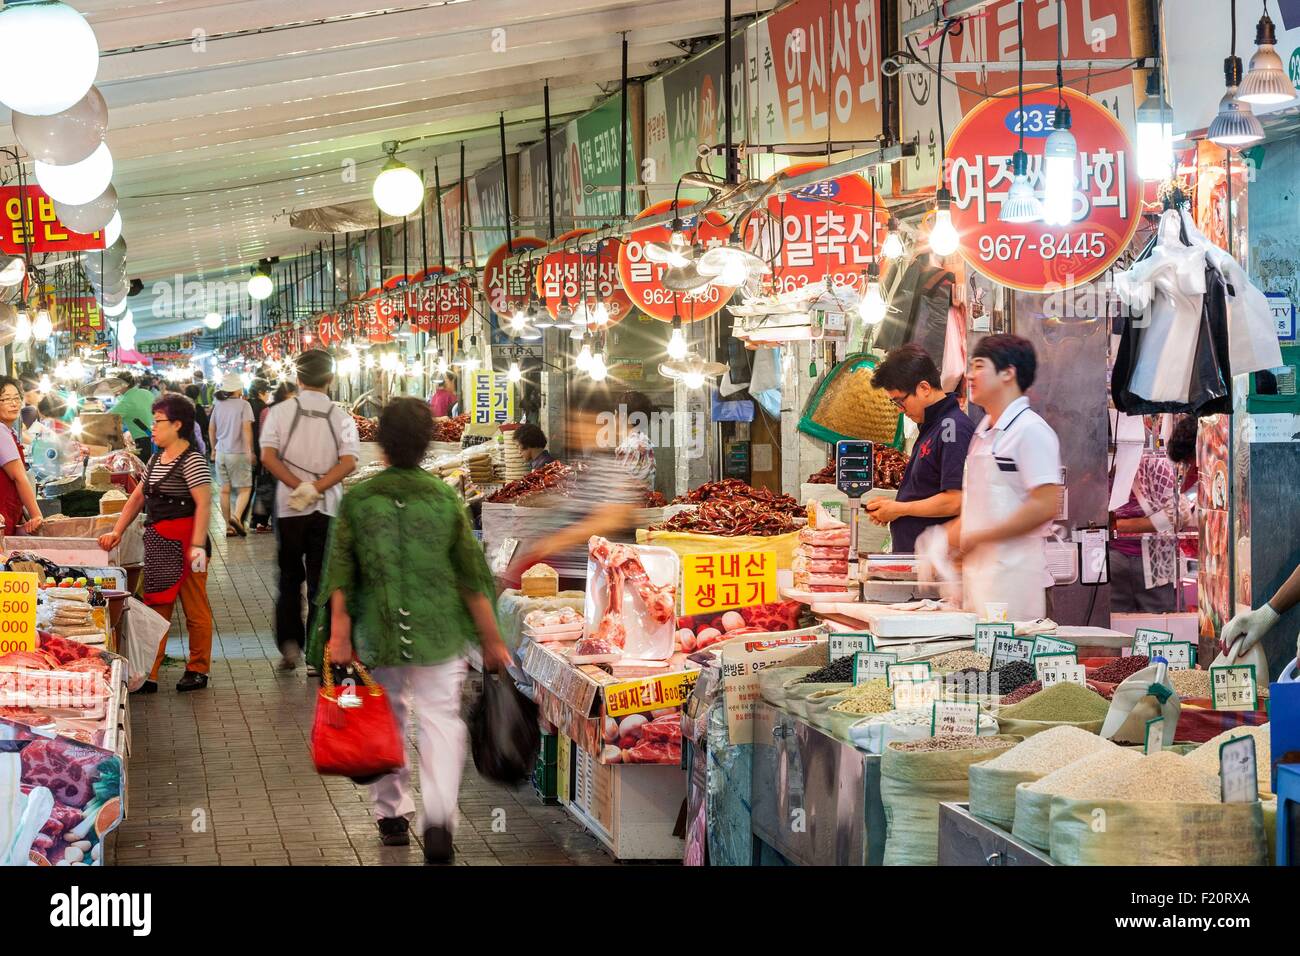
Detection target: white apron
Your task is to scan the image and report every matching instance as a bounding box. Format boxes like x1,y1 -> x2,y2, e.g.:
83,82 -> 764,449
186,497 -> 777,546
961,409 -> 1048,623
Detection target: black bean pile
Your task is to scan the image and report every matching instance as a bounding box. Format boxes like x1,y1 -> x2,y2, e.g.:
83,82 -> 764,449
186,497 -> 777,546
796,655 -> 856,684
942,668 -> 996,695
990,660 -> 1037,695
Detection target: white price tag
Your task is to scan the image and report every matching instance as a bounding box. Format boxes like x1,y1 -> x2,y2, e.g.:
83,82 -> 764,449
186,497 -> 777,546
931,701 -> 979,736
991,635 -> 1035,667
975,623 -> 1013,657
886,662 -> 931,687
830,631 -> 873,661
1211,665 -> 1258,712
1220,736 -> 1260,803
853,651 -> 896,685
1031,636 -> 1078,657
1149,641 -> 1195,671
892,678 -> 936,710
1034,652 -> 1078,681
1144,716 -> 1166,754
1132,627 -> 1172,657
1040,663 -> 1087,688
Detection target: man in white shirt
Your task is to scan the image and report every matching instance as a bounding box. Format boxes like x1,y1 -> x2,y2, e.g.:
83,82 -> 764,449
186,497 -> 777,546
209,372 -> 255,537
946,335 -> 1062,622
260,350 -> 359,670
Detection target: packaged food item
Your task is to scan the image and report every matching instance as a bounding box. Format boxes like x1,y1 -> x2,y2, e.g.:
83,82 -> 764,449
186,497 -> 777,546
520,563 -> 559,598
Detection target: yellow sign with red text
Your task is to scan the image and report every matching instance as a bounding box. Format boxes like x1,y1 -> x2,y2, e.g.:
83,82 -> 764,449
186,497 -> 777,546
682,551 -> 776,616
604,670 -> 698,719
0,572 -> 39,654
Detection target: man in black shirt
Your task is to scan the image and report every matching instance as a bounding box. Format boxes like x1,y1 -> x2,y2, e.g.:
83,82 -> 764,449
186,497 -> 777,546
866,344 -> 974,553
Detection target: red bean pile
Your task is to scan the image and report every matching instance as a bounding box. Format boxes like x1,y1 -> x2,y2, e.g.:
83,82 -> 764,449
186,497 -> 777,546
1090,656 -> 1150,683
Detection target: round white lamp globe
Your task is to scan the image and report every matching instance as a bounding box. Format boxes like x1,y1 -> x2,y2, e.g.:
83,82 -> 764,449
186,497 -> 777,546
35,142 -> 114,206
0,2 -> 99,116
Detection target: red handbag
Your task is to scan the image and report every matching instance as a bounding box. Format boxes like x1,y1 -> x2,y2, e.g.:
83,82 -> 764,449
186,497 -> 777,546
310,649 -> 406,778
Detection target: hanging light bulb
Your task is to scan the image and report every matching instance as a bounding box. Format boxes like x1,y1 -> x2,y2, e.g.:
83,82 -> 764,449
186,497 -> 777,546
668,220 -> 689,255
576,340 -> 594,372
14,310 -> 31,344
1209,42 -> 1266,147
37,373 -> 51,394
880,219 -> 905,260
364,352 -> 376,370
589,351 -> 608,382
248,262 -> 273,301
32,309 -> 52,342
507,360 -> 522,383
857,264 -> 887,325
590,300 -> 610,327
1000,150 -> 1043,223
0,1 -> 99,116
667,314 -> 688,360
372,142 -> 424,218
462,334 -> 481,373
102,297 -> 127,318
34,142 -> 113,206
203,311 -> 222,330
683,370 -> 706,390
1136,72 -> 1175,181
1239,3 -> 1297,105
509,307 -> 528,334
409,359 -> 424,378
436,355 -> 449,377
928,189 -> 960,257
1040,107 -> 1077,227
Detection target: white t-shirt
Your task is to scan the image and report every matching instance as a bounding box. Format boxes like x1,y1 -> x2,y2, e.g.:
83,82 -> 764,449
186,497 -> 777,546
968,395 -> 1062,535
259,391 -> 360,518
210,397 -> 253,455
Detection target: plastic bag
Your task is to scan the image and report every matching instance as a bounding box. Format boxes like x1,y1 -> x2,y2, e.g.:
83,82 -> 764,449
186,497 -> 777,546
469,673 -> 540,785
1100,664 -> 1181,745
118,596 -> 171,691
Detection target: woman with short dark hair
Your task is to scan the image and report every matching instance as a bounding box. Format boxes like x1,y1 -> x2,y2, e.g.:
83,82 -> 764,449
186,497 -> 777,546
99,393 -> 214,693
307,396 -> 510,862
0,376 -> 43,535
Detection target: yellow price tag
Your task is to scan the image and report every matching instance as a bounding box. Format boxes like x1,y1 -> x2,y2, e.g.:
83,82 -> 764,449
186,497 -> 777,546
0,572 -> 38,654
604,671 -> 698,718
682,551 -> 776,617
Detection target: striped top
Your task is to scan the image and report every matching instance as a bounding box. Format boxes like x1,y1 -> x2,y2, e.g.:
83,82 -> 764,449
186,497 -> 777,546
145,448 -> 211,522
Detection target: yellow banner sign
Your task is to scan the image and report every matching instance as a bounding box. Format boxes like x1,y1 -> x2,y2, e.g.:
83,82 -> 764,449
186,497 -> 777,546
470,369 -> 515,426
604,670 -> 698,718
0,572 -> 38,655
682,551 -> 776,616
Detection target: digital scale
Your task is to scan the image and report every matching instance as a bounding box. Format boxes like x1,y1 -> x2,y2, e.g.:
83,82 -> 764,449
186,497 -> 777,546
835,440 -> 874,562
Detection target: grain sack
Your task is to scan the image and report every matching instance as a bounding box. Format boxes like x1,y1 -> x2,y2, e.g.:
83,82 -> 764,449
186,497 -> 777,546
1012,747 -> 1143,851
880,734 -> 1021,866
756,667 -> 819,707
1048,798 -> 1268,866
798,352 -> 904,449
969,726 -> 1117,829
996,683 -> 1109,739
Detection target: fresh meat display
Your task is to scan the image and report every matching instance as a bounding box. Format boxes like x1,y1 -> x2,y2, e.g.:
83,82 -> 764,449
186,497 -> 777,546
605,713 -> 683,764
677,600 -> 802,639
792,501 -> 854,593
576,538 -> 676,662
650,498 -> 798,536
486,460 -> 573,503
19,739 -> 105,807
431,414 -> 469,443
0,649 -> 60,670
671,479 -> 803,514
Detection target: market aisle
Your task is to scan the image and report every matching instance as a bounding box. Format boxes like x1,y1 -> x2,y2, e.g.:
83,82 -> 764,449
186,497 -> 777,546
114,514 -> 614,866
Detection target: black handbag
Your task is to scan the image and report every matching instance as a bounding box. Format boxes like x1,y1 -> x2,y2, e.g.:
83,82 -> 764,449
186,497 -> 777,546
468,673 -> 540,786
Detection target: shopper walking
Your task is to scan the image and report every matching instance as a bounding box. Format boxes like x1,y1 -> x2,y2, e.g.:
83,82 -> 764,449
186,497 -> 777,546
113,372 -> 157,458
246,379 -> 274,532
0,377 -> 43,536
428,373 -> 459,419
184,384 -> 212,463
946,334 -> 1062,622
261,350 -> 357,671
307,397 -> 510,863
98,393 -> 213,693
209,372 -> 255,537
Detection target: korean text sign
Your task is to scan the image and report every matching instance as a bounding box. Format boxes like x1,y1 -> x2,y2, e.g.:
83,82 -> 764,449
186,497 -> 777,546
470,369 -> 515,426
944,86 -> 1140,292
683,551 -> 776,616
0,186 -> 107,254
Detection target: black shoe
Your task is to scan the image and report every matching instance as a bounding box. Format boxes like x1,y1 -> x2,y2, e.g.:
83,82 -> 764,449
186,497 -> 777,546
132,680 -> 158,695
422,825 -> 454,865
378,817 -> 410,846
175,671 -> 209,692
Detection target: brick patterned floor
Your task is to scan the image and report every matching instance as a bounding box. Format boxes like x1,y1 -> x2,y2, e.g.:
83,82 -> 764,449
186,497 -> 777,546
114,513 -> 613,866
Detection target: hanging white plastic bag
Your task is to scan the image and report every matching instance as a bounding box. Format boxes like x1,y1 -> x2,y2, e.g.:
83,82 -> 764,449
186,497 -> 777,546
1101,663 -> 1181,745
118,596 -> 170,691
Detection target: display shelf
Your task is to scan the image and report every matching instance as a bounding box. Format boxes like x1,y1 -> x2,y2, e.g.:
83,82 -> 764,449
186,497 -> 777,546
937,803 -> 1056,867
564,741 -> 685,860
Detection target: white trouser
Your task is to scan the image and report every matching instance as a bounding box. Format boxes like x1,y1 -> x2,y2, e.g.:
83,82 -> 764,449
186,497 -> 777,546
369,658 -> 468,832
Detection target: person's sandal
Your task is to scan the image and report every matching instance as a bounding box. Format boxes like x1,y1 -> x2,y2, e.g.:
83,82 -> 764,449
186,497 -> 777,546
230,518 -> 247,537
175,671 -> 209,692
378,818 -> 410,846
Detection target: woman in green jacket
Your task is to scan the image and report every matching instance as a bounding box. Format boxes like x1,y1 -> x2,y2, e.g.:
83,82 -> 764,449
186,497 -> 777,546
308,397 -> 511,864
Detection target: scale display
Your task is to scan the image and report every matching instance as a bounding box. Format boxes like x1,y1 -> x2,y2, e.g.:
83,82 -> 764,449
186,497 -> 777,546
835,440 -> 874,497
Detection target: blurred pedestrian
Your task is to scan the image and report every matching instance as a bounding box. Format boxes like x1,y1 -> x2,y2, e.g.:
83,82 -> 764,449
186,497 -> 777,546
209,372 -> 255,537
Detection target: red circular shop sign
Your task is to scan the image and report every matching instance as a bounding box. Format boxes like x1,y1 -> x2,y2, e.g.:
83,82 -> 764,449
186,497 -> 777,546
617,199 -> 736,321
536,229 -> 635,324
482,237 -> 547,317
412,266 -> 473,334
945,86 -> 1141,292
746,162 -> 889,296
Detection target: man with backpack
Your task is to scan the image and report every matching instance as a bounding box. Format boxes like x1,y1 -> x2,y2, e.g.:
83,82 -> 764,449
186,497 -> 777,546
259,350 -> 359,671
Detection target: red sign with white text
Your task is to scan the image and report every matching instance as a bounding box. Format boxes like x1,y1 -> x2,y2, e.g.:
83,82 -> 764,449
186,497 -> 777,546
945,86 -> 1141,293
0,185 -> 107,254
410,266 -> 473,334
536,229 -> 635,324
745,162 -> 888,296
481,237 -> 547,317
616,200 -> 735,321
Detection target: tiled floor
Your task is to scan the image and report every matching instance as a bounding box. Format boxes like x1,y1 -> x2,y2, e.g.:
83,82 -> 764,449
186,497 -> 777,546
114,513 -> 613,866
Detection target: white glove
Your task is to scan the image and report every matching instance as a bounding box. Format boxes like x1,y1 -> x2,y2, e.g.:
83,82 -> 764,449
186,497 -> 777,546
288,481 -> 322,511
1220,603 -> 1280,661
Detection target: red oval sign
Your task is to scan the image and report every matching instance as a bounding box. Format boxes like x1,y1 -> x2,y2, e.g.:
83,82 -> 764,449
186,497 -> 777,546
482,237 -> 547,317
746,162 -> 888,297
945,86 -> 1141,292
412,265 -> 473,334
536,228 -> 635,324
617,199 -> 735,321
